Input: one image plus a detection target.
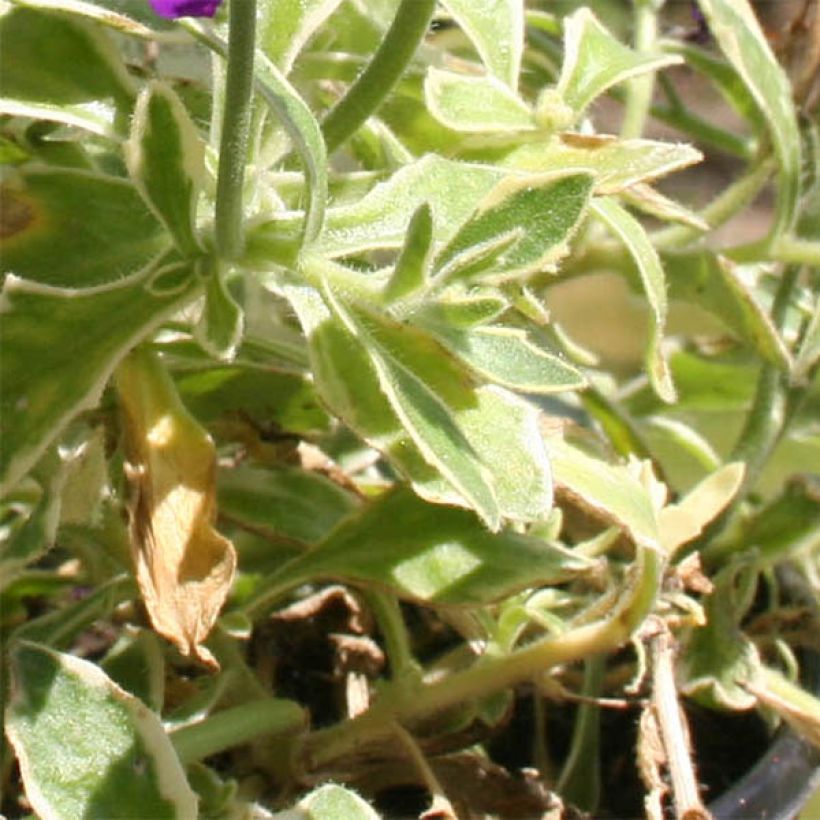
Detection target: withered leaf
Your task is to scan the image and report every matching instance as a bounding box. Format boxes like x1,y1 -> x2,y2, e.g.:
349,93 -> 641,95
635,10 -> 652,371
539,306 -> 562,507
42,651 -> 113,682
115,348 -> 235,668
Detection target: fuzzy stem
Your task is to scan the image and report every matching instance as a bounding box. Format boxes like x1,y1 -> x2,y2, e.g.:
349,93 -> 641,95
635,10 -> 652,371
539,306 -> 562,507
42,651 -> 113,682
302,548 -> 663,771
321,0 -> 435,153
170,698 -> 305,764
214,0 -> 256,260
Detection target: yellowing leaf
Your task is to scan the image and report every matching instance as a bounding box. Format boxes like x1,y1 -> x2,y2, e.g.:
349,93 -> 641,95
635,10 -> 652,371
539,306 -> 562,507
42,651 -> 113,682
115,348 -> 235,668
659,462 -> 745,554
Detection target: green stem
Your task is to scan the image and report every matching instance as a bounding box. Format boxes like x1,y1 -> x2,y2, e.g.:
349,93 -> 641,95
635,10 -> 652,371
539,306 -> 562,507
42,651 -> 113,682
170,698 -> 305,764
652,157 -> 774,251
771,237 -> 820,268
621,0 -> 658,139
649,103 -> 753,159
729,265 -> 800,476
321,0 -> 435,153
364,590 -> 419,680
556,654 -> 604,812
302,548 -> 663,771
214,0 -> 257,260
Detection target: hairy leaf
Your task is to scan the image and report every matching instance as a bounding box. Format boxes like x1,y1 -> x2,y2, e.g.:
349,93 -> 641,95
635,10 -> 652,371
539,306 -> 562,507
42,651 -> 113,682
557,9 -> 680,116
439,0 -> 523,89
6,642 -> 197,819
125,81 -> 205,256
254,486 -> 590,608
0,168 -> 167,288
592,198 -> 675,402
425,68 -> 534,132
0,265 -> 199,496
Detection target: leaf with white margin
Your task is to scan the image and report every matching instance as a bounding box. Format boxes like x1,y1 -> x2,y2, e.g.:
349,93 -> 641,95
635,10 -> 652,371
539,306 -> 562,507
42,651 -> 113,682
246,155 -> 505,261
0,263 -> 200,497
0,168 -> 167,288
5,0 -> 176,39
194,261 -> 244,361
0,7 -> 135,115
426,324 -> 586,395
425,68 -> 534,132
295,782 -> 380,819
383,203 -> 433,304
280,282 -> 470,511
0,450 -> 67,592
547,436 -> 661,551
249,485 -> 588,610
262,0 -> 346,73
439,0 -> 523,89
6,641 -> 197,819
326,288 -> 500,530
125,81 -> 205,257
435,172 -> 594,283
455,385 -> 552,523
663,250 -> 791,370
504,134 -> 702,195
695,0 -> 800,237
557,9 -> 681,116
592,197 -> 676,403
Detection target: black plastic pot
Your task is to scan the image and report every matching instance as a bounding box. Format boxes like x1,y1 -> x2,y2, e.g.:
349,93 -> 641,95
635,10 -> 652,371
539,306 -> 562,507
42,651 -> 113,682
708,567 -> 820,819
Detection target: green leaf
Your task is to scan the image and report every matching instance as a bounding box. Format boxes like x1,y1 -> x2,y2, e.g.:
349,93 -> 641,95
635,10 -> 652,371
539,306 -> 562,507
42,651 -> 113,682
0,8 -> 135,117
218,464 -> 359,545
557,9 -> 680,116
296,783 -> 381,820
453,385 -> 553,523
125,81 -> 205,256
435,172 -> 594,283
12,576 -> 135,649
439,0 -> 523,89
193,262 -> 244,360
504,134 -> 702,195
256,486 -> 590,608
663,250 -> 791,369
680,564 -> 761,709
424,68 -> 534,132
426,325 -> 586,395
592,197 -> 675,403
283,283 -> 465,510
0,450 -> 66,592
101,628 -> 166,712
383,203 -> 433,303
262,0 -> 345,73
626,350 -> 757,416
0,98 -> 119,139
6,642 -> 197,819
328,290 -> 500,529
0,168 -> 167,288
175,366 -> 329,435
284,284 -> 550,524
547,436 -> 661,551
6,0 -> 172,38
247,155 -> 505,260
694,0 -> 801,237
0,263 -> 199,496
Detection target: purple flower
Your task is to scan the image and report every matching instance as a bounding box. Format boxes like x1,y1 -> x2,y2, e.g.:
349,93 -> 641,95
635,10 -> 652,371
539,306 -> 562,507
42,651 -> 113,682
149,0 -> 221,18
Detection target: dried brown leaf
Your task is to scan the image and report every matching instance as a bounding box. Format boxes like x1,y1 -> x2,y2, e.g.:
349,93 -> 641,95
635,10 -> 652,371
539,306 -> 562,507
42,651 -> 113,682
116,349 -> 235,668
